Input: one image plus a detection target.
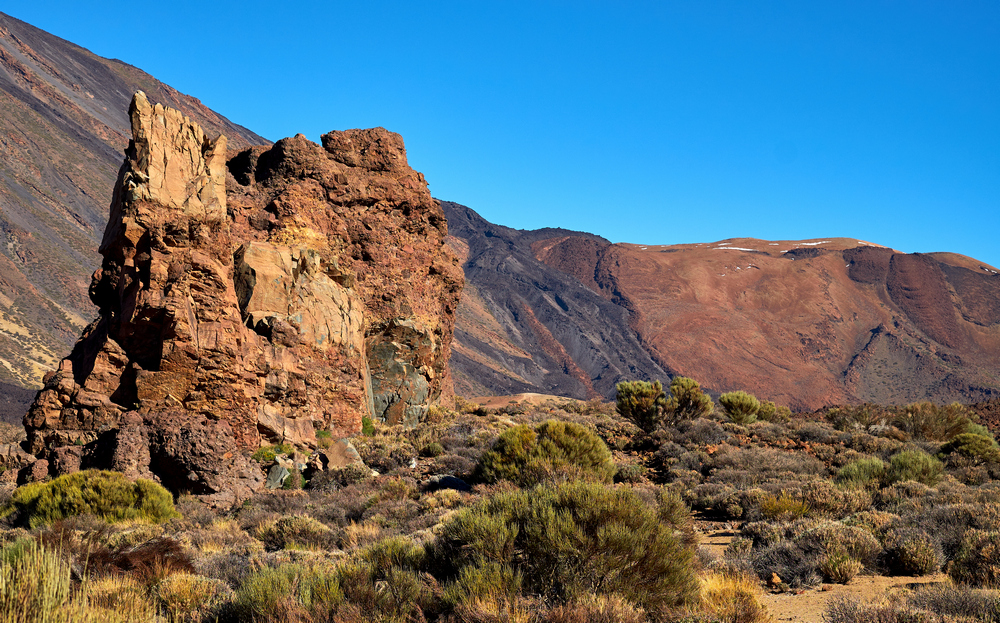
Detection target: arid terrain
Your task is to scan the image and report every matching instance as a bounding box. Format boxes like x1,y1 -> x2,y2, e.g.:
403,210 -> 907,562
1,11 -> 1000,623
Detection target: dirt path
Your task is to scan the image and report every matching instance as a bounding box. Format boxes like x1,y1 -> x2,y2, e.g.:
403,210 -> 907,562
697,522 -> 949,623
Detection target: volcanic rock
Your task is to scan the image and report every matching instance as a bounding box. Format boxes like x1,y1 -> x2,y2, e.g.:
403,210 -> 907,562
22,93 -> 462,504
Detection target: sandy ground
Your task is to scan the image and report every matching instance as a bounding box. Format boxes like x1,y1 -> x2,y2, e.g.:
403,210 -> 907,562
698,523 -> 949,623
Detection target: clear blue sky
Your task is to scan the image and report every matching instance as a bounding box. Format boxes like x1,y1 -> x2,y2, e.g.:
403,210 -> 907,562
6,2 -> 999,268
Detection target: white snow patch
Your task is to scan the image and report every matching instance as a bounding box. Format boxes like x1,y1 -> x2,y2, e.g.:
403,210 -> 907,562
798,241 -> 830,246
769,243 -> 779,246
712,247 -> 757,252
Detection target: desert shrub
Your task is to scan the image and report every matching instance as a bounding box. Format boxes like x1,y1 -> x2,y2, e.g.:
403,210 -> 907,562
826,404 -> 894,432
741,521 -> 785,548
476,420 -> 614,486
9,470 -> 178,528
718,391 -> 761,425
893,401 -> 974,441
335,537 -> 438,620
700,572 -> 770,623
885,449 -> 944,486
354,434 -> 416,473
949,529 -> 1000,587
671,418 -> 732,447
906,583 -> 1000,620
751,540 -> 820,588
615,380 -> 667,433
84,537 -> 195,584
0,540 -> 72,622
823,597 -> 929,623
86,574 -> 159,621
613,463 -> 647,483
757,401 -> 791,423
229,562 -> 343,623
256,515 -> 334,551
250,443 -> 294,464
916,503 -> 1000,560
432,480 -> 699,610
818,550 -> 863,584
802,481 -> 873,518
760,491 -> 810,521
307,463 -> 372,491
880,526 -> 942,576
940,432 -> 1000,465
665,376 -> 715,423
421,441 -> 445,457
836,457 -> 887,489
843,511 -> 896,537
544,593 -> 646,623
441,560 -> 524,614
281,467 -> 303,490
797,522 -> 882,569
154,573 -> 226,623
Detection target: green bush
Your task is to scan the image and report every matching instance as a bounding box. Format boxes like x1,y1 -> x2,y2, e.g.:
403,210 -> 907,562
361,416 -> 375,437
885,450 -> 944,486
949,529 -> 1000,587
9,470 -> 178,528
892,402 -> 974,441
421,442 -> 445,457
251,443 -> 294,464
756,400 -> 786,423
836,457 -> 887,489
615,380 -> 667,433
231,562 -> 342,622
939,433 -> 1000,465
666,376 -> 715,423
476,420 -> 614,487
719,391 -> 761,425
433,480 -> 699,611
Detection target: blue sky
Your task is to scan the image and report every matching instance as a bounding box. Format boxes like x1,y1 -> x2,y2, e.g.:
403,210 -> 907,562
6,2 -> 999,268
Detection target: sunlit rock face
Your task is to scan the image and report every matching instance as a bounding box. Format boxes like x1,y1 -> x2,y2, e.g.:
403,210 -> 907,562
22,92 -> 463,506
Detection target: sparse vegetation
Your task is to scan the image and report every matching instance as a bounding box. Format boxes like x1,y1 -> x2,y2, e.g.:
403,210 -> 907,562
1,384 -> 999,621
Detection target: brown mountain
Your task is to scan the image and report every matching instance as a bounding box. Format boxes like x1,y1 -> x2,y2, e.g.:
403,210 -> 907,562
0,11 -> 266,408
445,202 -> 1000,411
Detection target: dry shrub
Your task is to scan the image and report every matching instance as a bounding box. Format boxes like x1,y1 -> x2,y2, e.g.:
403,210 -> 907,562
818,550 -> 863,584
880,526 -> 941,576
760,491 -> 810,521
256,515 -> 334,552
751,540 -> 821,588
544,593 -> 646,623
796,521 -> 882,569
85,574 -> 159,620
893,401 -> 974,441
700,571 -> 770,623
154,573 -> 227,623
949,529 -> 1000,587
339,522 -> 384,551
906,583 -> 1000,620
802,481 -> 873,518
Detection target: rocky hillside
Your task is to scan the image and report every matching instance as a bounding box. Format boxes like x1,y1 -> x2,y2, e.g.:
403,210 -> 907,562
0,11 -> 266,403
445,202 -> 1000,411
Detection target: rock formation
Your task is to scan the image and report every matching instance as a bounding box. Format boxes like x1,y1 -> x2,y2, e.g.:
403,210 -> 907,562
21,93 -> 462,505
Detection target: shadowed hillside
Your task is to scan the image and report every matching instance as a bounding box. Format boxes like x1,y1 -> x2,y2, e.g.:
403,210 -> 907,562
446,203 -> 1000,410
0,11 -> 267,394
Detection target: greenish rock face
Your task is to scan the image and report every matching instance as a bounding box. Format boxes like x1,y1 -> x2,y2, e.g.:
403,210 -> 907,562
368,319 -> 437,427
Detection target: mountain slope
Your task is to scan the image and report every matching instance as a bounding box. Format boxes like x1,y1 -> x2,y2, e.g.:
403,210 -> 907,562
446,204 -> 1000,410
0,12 -> 267,403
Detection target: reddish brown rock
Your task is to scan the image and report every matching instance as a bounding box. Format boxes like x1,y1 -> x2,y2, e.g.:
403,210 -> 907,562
22,93 -> 462,505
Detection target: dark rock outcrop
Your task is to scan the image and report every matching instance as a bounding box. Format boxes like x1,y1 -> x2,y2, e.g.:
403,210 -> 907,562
22,93 -> 462,505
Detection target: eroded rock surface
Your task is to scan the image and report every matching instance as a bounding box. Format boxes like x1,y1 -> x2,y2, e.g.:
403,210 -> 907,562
22,93 -> 462,505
